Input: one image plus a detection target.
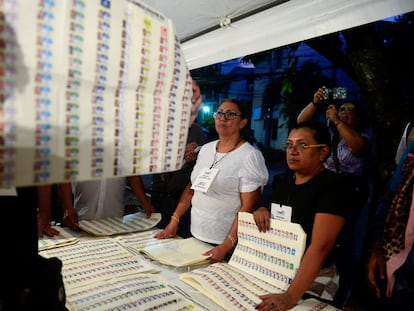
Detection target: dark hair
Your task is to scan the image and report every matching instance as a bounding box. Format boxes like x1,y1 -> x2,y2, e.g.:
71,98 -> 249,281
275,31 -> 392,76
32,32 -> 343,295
330,99 -> 369,132
292,120 -> 332,158
220,98 -> 248,119
343,101 -> 369,132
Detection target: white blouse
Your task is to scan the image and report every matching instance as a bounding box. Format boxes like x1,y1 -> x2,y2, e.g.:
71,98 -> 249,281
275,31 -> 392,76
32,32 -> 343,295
190,140 -> 269,244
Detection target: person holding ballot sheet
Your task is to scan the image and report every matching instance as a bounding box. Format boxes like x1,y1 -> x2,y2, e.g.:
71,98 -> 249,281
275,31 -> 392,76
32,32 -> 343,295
49,81 -> 204,230
253,120 -> 347,311
156,98 -> 268,262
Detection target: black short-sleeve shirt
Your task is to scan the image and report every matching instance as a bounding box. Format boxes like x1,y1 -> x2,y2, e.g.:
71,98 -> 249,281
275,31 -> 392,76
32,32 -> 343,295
271,169 -> 347,247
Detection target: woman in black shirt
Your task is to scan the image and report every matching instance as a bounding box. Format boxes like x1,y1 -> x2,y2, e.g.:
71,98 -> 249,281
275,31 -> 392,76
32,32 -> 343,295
254,120 -> 347,311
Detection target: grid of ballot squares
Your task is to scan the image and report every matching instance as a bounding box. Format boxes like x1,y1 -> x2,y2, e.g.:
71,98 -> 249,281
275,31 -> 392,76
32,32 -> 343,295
1,1 -> 193,188
39,212 -> 340,311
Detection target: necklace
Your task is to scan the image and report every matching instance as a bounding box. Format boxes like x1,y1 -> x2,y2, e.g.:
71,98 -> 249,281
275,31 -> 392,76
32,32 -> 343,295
209,138 -> 243,169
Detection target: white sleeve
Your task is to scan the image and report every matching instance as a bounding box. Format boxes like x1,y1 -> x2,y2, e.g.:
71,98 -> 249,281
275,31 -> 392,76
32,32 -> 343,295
239,149 -> 269,192
395,122 -> 410,164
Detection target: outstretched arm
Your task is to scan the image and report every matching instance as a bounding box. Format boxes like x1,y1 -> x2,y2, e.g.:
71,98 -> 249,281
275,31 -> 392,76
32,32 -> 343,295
256,213 -> 345,311
37,185 -> 60,237
127,175 -> 155,217
297,87 -> 325,123
155,182 -> 194,239
58,182 -> 79,230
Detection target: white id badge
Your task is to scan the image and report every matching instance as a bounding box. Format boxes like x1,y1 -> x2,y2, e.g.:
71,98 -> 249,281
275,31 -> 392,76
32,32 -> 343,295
271,203 -> 292,222
191,167 -> 219,193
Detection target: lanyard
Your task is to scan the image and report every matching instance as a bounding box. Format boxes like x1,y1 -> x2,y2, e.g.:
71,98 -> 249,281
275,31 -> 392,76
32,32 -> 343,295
210,152 -> 229,169
209,139 -> 243,169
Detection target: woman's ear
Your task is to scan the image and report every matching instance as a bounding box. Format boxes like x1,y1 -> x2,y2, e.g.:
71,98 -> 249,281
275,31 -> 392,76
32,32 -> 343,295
240,118 -> 248,129
320,145 -> 330,161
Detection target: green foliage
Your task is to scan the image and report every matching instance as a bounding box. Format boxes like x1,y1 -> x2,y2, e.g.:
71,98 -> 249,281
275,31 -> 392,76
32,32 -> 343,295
280,46 -> 299,97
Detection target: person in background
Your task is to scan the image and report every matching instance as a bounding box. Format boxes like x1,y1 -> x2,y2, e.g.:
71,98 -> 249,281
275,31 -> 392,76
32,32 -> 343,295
151,85 -> 205,237
297,87 -> 371,177
156,98 -> 269,262
151,120 -> 205,238
366,138 -> 414,311
253,120 -> 347,311
297,86 -> 372,306
395,121 -> 414,165
57,80 -> 203,229
37,184 -> 60,237
59,175 -> 154,229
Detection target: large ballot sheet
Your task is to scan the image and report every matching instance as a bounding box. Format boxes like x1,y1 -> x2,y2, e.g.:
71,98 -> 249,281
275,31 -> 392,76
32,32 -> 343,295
0,0 -> 193,187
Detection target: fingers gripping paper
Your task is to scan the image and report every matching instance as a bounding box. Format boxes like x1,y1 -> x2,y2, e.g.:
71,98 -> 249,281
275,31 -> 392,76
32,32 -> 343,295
0,0 -> 193,187
180,212 -> 307,310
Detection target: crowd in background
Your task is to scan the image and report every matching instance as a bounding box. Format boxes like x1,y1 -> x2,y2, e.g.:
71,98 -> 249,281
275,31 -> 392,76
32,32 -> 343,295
2,85 -> 413,311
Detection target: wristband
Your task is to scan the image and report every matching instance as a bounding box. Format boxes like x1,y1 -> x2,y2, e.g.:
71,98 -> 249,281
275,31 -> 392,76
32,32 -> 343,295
227,234 -> 236,247
171,212 -> 180,224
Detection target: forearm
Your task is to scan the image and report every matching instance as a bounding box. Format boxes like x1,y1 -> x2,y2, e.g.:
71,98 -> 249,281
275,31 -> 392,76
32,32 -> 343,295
173,182 -> 194,218
285,213 -> 342,303
58,182 -> 74,212
154,184 -> 193,239
286,245 -> 330,303
37,185 -> 52,220
335,121 -> 367,153
224,210 -> 242,248
297,102 -> 318,123
223,188 -> 262,250
127,176 -> 150,205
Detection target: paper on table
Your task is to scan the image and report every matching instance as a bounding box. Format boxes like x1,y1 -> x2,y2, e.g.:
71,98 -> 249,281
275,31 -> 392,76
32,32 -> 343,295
115,228 -> 172,252
38,226 -> 80,251
65,273 -> 206,311
290,298 -> 341,311
78,212 -> 161,236
140,237 -> 212,267
40,238 -> 158,290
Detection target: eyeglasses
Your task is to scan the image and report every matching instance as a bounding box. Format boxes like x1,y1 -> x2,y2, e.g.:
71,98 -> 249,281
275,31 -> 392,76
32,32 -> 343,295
281,142 -> 327,152
339,106 -> 355,114
213,111 -> 242,120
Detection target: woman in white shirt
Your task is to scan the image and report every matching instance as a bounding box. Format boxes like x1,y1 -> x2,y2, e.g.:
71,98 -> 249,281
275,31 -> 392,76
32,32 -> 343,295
156,98 -> 269,262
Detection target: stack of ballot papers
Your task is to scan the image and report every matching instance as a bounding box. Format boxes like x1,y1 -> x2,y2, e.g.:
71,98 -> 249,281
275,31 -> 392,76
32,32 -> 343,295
78,212 -> 161,236
140,237 -> 212,267
38,226 -> 82,251
179,212 -> 307,310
